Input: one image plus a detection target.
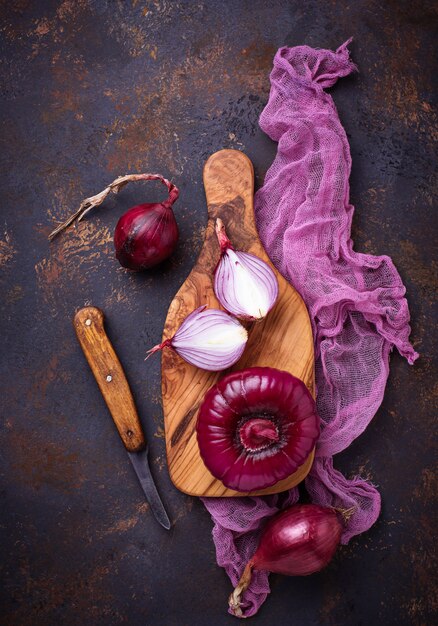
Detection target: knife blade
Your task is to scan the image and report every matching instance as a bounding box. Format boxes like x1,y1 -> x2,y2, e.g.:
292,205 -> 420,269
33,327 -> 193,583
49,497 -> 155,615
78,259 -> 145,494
73,306 -> 171,529
128,449 -> 170,530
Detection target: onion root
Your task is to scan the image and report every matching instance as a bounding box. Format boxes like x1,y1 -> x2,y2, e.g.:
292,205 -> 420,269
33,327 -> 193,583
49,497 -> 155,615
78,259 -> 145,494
228,562 -> 254,618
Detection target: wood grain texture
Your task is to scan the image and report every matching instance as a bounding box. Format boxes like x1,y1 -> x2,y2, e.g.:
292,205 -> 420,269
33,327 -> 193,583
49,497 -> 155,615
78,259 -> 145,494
74,306 -> 146,453
162,150 -> 315,496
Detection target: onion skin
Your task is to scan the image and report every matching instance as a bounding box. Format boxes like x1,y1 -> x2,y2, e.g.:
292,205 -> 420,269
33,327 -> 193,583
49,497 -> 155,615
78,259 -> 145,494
114,202 -> 178,270
229,504 -> 342,617
252,504 -> 342,575
197,367 -> 319,491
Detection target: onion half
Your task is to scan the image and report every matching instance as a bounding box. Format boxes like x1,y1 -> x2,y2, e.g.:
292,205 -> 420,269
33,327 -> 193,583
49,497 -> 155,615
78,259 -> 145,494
197,367 -> 319,491
146,306 -> 248,371
214,219 -> 278,321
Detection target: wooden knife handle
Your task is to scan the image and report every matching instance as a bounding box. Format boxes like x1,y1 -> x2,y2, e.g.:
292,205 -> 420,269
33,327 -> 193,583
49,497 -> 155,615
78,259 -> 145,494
73,306 -> 146,453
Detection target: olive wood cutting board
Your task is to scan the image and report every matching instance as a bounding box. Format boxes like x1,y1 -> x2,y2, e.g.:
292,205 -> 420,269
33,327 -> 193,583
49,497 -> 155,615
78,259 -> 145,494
161,149 -> 315,497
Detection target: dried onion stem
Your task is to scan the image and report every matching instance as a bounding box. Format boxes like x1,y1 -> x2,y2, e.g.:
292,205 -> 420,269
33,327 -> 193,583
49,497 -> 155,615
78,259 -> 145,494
48,173 -> 177,240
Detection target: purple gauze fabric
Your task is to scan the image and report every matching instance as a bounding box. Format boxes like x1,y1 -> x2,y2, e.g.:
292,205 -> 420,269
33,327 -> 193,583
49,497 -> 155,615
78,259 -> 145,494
203,40 -> 419,618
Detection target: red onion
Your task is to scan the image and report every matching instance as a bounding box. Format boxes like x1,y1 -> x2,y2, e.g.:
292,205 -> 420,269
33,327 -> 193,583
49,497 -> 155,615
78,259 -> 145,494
48,173 -> 179,271
197,367 -> 319,491
229,504 -> 343,617
214,219 -> 278,320
146,305 -> 248,371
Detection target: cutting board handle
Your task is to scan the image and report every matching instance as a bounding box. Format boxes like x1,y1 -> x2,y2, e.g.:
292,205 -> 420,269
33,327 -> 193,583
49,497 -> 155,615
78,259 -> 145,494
203,149 -> 255,215
192,149 -> 258,278
73,306 -> 145,453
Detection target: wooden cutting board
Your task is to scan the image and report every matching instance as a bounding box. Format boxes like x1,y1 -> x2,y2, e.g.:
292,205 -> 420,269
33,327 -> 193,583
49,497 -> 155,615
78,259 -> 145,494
161,149 -> 315,497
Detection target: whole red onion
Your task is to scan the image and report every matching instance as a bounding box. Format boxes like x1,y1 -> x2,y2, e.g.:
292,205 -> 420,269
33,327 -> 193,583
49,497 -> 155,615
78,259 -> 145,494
48,173 -> 179,271
114,175 -> 179,270
229,504 -> 343,617
197,367 -> 319,492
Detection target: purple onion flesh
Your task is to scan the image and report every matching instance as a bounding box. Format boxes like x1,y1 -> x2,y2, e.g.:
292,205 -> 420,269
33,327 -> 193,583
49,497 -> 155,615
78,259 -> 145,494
146,305 -> 248,371
214,218 -> 278,320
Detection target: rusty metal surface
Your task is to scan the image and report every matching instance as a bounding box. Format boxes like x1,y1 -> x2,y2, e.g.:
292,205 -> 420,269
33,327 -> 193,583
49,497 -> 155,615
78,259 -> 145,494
0,1 -> 436,624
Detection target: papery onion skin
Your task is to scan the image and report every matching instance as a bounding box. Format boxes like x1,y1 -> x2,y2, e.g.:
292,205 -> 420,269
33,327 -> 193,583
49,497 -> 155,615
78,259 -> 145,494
146,306 -> 248,371
214,219 -> 279,321
114,202 -> 179,270
197,367 -> 319,491
229,504 -> 342,617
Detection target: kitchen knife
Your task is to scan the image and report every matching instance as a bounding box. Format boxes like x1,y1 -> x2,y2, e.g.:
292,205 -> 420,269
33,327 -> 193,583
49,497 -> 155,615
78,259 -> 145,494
73,306 -> 171,530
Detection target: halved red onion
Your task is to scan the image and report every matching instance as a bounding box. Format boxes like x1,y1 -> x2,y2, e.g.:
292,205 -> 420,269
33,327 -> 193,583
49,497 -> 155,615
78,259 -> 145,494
146,305 -> 248,371
197,367 -> 319,491
214,219 -> 278,321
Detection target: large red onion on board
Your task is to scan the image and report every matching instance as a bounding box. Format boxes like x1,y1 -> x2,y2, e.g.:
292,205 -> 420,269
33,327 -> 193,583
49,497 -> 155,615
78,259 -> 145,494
197,367 -> 319,491
48,173 -> 179,271
229,504 -> 343,617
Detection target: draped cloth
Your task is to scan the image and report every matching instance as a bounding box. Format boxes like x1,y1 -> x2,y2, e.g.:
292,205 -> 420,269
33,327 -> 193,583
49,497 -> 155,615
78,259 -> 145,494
203,41 -> 418,618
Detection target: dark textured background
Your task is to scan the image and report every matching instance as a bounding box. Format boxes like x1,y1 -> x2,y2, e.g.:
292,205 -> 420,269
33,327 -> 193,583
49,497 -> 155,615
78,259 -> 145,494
0,1 -> 436,624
